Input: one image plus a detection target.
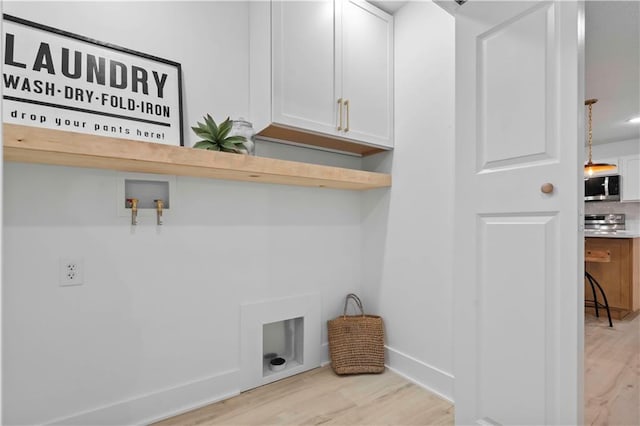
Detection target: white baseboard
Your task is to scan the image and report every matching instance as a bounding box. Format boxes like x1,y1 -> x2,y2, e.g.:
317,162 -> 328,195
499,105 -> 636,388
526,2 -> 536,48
320,342 -> 331,366
385,346 -> 454,403
44,347 -> 452,425
46,369 -> 240,426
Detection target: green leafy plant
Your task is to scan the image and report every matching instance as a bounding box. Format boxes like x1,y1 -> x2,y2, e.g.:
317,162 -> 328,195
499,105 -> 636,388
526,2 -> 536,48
191,115 -> 248,153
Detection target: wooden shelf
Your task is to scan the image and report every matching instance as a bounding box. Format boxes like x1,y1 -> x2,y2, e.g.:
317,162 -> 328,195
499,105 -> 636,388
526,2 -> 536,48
3,124 -> 391,190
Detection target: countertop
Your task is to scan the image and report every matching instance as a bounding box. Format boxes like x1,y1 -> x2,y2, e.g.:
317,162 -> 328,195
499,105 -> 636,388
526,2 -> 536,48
584,230 -> 640,239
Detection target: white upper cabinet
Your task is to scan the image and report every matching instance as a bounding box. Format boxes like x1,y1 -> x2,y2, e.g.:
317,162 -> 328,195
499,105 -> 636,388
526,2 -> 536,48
620,154 -> 640,202
341,0 -> 394,147
250,0 -> 394,156
271,1 -> 339,136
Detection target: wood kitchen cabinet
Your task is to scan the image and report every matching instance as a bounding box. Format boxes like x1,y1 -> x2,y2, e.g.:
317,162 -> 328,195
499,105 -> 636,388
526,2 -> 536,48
585,237 -> 640,319
250,0 -> 393,155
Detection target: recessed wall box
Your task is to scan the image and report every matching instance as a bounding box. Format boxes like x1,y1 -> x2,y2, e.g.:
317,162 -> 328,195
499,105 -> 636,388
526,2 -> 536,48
240,294 -> 321,391
262,317 -> 304,377
117,173 -> 176,219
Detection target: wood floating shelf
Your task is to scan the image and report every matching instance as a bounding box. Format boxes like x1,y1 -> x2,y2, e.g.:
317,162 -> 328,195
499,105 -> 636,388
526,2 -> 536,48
3,124 -> 391,190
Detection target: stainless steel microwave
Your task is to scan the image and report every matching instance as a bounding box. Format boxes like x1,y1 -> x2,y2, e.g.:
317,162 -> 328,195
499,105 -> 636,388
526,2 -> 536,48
585,175 -> 620,202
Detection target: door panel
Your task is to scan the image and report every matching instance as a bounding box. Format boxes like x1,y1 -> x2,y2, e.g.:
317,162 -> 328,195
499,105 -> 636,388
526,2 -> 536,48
272,1 -> 339,135
478,215 -> 556,425
454,1 -> 584,425
341,0 -> 393,147
478,3 -> 556,170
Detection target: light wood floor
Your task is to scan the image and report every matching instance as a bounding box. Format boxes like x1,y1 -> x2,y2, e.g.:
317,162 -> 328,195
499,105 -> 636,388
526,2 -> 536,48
585,312 -> 640,426
156,313 -> 637,426
154,367 -> 453,426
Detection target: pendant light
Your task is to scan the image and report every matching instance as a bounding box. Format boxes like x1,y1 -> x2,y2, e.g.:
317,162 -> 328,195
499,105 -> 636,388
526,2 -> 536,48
584,98 -> 616,176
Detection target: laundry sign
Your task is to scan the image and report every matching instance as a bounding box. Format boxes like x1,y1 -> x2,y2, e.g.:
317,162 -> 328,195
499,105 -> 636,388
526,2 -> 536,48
2,14 -> 184,146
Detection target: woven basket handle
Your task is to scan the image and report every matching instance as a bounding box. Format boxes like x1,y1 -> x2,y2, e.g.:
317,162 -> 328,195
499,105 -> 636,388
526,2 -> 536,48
343,293 -> 365,317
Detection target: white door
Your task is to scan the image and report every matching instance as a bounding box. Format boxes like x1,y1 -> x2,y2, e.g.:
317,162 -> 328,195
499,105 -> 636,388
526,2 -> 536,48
454,1 -> 585,425
271,0 -> 340,135
341,0 -> 394,148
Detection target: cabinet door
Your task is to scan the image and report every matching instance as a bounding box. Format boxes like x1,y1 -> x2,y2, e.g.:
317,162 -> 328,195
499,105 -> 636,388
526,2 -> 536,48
341,0 -> 393,148
585,238 -> 632,311
620,154 -> 640,202
271,1 -> 340,136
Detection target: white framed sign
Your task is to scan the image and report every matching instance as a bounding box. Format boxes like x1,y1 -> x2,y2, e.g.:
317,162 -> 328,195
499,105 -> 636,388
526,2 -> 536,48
2,14 -> 184,146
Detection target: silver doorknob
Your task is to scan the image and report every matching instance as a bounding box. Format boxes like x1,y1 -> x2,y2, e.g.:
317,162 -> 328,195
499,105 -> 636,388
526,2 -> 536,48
540,183 -> 554,194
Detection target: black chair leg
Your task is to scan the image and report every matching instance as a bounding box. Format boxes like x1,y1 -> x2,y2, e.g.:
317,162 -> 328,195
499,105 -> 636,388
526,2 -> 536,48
586,273 -> 600,318
585,271 -> 613,327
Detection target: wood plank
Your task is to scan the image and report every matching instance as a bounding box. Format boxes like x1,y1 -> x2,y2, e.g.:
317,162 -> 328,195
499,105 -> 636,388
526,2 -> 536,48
585,312 -> 640,426
257,124 -> 388,157
153,367 -> 454,426
3,124 -> 391,190
585,249 -> 610,263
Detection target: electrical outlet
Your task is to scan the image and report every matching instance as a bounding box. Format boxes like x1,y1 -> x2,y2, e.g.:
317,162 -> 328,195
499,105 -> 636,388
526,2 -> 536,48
59,258 -> 84,286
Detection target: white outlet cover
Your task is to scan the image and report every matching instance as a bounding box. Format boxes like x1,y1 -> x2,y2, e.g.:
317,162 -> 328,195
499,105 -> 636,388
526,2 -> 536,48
59,258 -> 84,286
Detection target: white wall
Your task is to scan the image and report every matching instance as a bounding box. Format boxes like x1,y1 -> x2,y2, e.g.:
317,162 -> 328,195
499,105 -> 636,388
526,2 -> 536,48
590,138 -> 640,160
2,2 -> 363,424
361,1 -> 455,400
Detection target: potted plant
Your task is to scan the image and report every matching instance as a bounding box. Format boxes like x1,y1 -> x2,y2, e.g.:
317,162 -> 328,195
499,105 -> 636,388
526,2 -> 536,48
191,114 -> 249,154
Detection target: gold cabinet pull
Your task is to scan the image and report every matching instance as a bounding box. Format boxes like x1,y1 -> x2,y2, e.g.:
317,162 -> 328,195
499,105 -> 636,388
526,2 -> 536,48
344,99 -> 350,132
337,98 -> 343,131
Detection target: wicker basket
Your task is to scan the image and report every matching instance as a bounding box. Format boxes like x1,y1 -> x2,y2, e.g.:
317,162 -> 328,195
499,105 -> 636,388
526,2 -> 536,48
327,294 -> 385,375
